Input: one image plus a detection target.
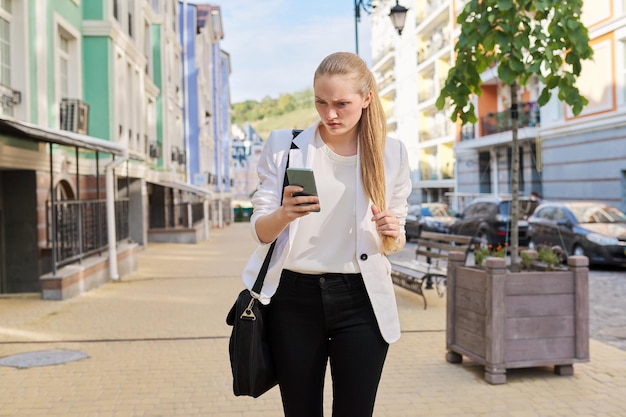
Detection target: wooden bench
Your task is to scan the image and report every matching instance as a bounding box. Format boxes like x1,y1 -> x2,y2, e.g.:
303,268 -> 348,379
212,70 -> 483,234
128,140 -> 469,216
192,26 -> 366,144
391,231 -> 475,309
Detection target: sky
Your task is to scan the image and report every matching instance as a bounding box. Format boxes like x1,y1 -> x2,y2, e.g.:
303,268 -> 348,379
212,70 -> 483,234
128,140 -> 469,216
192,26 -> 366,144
193,0 -> 372,103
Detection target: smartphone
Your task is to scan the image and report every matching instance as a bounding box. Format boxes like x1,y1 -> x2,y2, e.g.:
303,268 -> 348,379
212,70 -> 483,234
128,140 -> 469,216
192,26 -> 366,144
286,167 -> 320,212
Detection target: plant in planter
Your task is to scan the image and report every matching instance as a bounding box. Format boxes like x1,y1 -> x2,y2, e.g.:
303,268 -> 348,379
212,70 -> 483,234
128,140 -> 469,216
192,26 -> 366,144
435,0 -> 593,384
474,244 -> 506,267
519,246 -> 565,271
445,252 -> 589,384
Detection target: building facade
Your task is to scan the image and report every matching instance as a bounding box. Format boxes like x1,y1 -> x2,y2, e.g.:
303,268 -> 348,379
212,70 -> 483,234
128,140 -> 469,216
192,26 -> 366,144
0,0 -> 232,298
372,0 -> 454,204
371,0 -> 626,213
180,2 -> 232,227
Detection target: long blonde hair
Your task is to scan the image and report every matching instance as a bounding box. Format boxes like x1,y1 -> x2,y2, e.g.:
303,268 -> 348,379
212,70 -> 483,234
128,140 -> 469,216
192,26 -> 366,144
314,52 -> 394,251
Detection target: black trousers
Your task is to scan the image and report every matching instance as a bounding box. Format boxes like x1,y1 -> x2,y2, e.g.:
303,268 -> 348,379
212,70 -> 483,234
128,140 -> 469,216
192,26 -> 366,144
267,269 -> 389,417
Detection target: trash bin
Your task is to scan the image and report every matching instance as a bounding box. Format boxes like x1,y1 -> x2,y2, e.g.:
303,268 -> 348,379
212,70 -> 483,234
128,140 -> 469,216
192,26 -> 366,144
233,206 -> 244,222
232,202 -> 253,222
241,207 -> 252,221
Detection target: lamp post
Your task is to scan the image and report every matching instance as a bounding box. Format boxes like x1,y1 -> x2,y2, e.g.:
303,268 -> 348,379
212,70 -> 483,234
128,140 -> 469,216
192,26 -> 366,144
354,0 -> 409,56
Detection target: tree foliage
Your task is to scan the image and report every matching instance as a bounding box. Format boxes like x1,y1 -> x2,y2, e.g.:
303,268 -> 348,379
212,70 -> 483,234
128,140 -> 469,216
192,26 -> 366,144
436,0 -> 594,124
232,89 -> 314,125
436,0 -> 593,269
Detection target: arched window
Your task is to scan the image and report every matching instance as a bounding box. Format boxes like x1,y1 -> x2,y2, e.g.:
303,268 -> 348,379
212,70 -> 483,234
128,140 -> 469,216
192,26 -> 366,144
55,179 -> 74,201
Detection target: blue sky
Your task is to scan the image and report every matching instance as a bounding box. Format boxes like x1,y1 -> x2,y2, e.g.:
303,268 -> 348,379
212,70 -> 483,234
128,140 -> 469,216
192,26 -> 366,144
193,0 -> 372,103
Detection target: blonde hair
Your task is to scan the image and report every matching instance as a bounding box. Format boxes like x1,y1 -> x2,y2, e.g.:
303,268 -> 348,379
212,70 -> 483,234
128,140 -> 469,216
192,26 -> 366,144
314,52 -> 394,252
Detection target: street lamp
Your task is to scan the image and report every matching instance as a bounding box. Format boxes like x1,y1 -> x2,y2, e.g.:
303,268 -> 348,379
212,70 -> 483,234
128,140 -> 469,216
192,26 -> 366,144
354,0 -> 409,56
389,0 -> 408,35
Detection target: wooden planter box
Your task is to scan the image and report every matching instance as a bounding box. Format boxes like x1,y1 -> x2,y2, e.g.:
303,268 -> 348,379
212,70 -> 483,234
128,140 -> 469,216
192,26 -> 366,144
445,252 -> 590,384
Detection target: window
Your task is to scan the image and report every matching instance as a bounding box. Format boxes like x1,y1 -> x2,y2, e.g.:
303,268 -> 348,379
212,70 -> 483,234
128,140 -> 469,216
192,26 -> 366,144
55,180 -> 74,201
478,151 -> 492,194
59,33 -> 70,98
128,0 -> 134,37
622,40 -> 626,103
144,20 -> 151,76
55,22 -> 80,104
535,207 -> 554,220
0,0 -> 11,87
113,0 -> 120,21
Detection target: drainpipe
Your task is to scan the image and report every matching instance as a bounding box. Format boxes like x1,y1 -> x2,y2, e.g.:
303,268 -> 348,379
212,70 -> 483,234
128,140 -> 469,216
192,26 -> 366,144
105,149 -> 129,281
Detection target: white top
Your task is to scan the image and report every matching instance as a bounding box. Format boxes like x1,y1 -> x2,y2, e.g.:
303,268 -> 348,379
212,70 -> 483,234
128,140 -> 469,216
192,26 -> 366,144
245,122 -> 413,343
283,131 -> 359,274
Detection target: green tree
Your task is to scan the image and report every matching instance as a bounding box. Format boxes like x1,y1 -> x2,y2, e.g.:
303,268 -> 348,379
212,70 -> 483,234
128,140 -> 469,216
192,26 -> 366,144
277,93 -> 297,113
436,0 -> 593,270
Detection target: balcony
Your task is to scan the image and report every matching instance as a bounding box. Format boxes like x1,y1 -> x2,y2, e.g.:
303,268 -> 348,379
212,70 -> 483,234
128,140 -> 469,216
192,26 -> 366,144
418,83 -> 436,102
372,47 -> 395,73
416,0 -> 449,31
378,71 -> 396,94
480,102 -> 540,136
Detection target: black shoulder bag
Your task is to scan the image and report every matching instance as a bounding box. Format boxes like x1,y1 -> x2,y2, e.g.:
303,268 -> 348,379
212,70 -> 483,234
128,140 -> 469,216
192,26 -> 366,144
226,129 -> 301,398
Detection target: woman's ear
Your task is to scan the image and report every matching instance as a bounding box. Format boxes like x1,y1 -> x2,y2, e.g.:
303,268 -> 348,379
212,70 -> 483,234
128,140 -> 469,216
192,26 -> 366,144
362,90 -> 373,109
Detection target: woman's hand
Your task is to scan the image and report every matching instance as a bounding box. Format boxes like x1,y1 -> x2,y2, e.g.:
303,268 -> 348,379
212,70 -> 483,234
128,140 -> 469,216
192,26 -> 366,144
370,204 -> 401,239
255,185 -> 320,244
280,185 -> 320,221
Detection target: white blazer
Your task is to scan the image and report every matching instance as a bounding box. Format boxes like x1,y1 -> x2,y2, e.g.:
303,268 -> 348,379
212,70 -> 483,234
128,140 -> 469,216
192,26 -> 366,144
242,121 -> 412,343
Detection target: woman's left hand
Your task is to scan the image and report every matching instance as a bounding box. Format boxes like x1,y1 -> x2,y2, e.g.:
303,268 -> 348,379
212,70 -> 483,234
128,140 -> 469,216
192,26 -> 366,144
370,204 -> 400,239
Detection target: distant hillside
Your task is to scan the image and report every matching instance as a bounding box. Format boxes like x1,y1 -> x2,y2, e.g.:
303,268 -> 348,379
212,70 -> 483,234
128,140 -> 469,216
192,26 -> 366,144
232,89 -> 319,139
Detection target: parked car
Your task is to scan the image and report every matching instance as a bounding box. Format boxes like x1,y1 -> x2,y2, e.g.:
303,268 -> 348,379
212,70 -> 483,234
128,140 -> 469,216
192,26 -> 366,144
448,196 -> 539,247
527,201 -> 626,266
404,203 -> 457,240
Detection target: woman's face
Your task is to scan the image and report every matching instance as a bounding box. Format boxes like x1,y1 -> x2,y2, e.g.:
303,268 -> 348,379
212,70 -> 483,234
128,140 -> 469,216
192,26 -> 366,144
314,74 -> 372,140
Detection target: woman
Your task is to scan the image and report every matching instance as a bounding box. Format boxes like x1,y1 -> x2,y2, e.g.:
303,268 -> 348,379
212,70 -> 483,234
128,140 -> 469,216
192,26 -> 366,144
242,52 -> 411,417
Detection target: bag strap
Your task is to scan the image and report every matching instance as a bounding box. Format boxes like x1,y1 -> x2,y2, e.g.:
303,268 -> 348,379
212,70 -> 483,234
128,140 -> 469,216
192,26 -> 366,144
250,129 -> 302,296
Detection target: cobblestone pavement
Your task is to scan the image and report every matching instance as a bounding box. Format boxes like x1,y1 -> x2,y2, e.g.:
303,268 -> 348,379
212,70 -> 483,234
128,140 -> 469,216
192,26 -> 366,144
390,242 -> 626,351
588,266 -> 626,351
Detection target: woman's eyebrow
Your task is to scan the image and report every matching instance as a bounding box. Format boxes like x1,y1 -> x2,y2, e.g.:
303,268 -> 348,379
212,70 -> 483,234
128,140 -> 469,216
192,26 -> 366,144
315,96 -> 350,103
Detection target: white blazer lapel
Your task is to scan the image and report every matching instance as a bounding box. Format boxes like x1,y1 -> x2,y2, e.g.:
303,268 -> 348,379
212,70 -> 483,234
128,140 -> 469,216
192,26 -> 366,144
291,122 -> 319,168
286,122 -> 319,247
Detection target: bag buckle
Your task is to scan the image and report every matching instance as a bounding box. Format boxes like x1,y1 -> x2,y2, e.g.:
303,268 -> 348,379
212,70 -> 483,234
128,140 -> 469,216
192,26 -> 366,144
240,291 -> 260,321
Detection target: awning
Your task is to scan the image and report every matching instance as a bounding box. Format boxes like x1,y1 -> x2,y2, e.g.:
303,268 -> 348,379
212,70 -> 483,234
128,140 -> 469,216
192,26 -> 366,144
0,116 -> 125,155
150,179 -> 214,198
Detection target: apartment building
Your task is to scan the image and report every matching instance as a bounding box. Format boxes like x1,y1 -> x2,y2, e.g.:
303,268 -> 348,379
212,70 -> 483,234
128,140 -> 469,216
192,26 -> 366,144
371,0 -> 626,213
0,0 -> 231,299
453,0 -> 626,211
372,0 -> 454,204
180,3 -> 232,229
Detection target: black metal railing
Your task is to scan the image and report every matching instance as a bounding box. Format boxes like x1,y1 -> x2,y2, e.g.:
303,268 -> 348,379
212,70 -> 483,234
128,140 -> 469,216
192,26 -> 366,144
480,101 -> 540,135
191,202 -> 204,224
172,201 -> 205,227
47,198 -> 129,268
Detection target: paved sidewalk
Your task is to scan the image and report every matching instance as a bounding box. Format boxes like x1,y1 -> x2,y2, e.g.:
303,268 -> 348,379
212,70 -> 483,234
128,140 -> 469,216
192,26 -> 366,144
0,223 -> 625,416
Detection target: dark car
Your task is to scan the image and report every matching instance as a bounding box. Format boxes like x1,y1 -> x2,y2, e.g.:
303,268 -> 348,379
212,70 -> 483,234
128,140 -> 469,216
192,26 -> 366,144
405,203 -> 456,240
448,196 -> 539,247
528,201 -> 626,266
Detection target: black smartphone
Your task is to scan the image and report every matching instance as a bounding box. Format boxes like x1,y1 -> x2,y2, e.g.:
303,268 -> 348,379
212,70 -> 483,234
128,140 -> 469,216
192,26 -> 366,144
286,168 -> 320,212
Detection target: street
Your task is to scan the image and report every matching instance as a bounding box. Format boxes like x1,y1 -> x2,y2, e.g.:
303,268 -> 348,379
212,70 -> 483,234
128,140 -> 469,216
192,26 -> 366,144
589,265 -> 626,350
390,241 -> 626,351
